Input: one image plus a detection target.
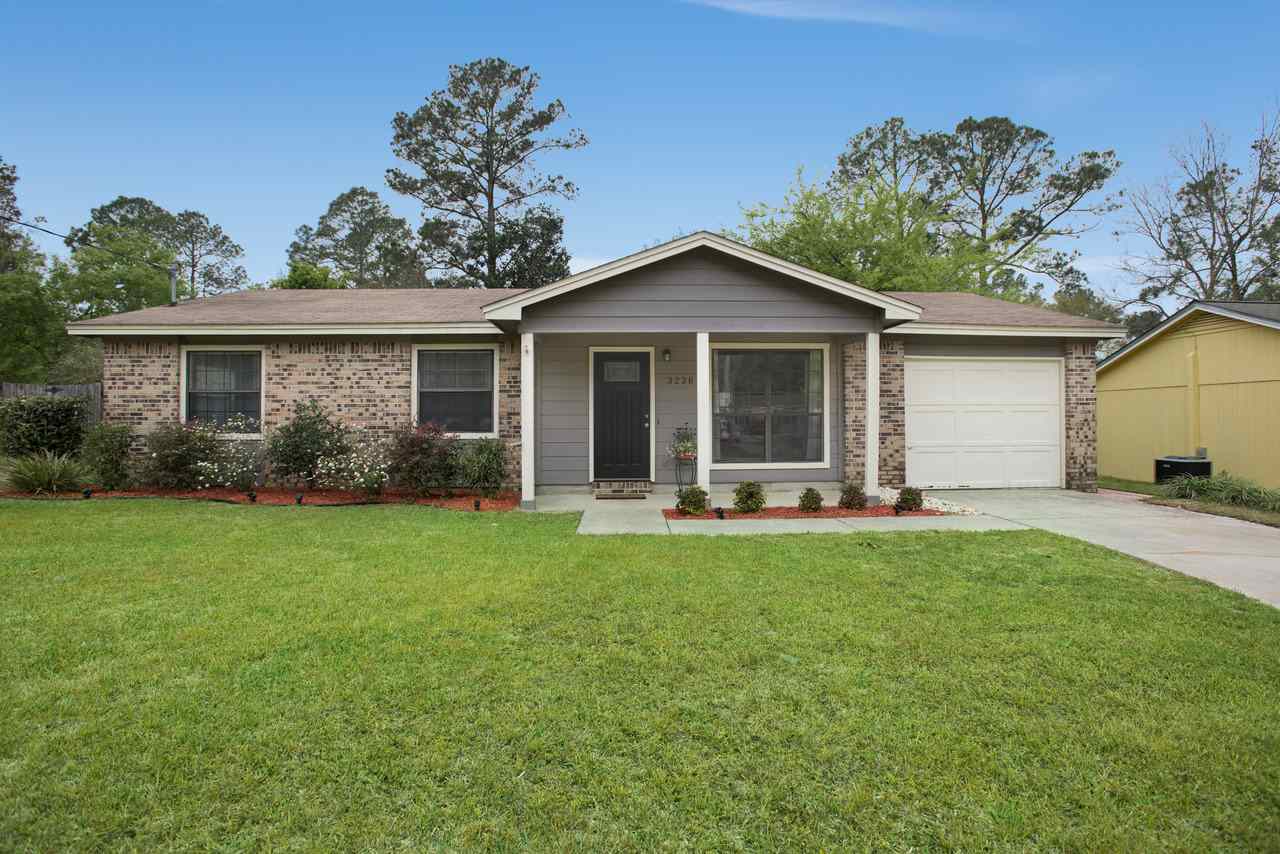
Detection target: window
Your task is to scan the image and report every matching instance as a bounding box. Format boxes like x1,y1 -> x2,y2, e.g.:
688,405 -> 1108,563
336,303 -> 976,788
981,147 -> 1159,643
185,350 -> 261,429
713,348 -> 824,465
416,347 -> 496,435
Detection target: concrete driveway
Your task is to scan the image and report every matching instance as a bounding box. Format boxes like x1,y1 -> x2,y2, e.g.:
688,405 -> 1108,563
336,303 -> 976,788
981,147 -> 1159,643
932,488 -> 1280,607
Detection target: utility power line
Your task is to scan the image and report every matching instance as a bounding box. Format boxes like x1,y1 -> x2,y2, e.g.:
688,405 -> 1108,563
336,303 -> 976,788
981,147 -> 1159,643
0,213 -> 173,272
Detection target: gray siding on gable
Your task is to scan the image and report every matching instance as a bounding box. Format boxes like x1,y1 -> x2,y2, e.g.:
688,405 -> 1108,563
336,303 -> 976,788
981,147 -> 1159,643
535,332 -> 844,486
898,334 -> 1065,358
521,247 -> 878,334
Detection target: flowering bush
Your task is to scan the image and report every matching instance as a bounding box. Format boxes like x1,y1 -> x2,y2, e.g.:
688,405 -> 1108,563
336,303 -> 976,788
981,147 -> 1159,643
387,423 -> 457,496
266,401 -> 350,487
315,435 -> 390,496
140,421 -> 223,489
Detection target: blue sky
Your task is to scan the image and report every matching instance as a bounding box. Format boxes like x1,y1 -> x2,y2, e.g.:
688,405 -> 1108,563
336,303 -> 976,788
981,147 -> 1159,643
3,0 -> 1278,300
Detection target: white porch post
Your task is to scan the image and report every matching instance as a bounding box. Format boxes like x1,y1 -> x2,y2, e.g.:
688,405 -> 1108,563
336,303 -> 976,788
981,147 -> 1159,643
865,329 -> 880,501
520,332 -> 536,510
695,332 -> 712,491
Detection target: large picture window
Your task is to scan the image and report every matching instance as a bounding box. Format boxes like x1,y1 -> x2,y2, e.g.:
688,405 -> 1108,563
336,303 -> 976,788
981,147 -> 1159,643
713,348 -> 824,465
416,347 -> 496,435
185,350 -> 261,428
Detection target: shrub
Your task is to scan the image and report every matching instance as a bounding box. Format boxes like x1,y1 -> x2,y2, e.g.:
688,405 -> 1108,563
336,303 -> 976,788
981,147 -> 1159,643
838,481 -> 866,510
1161,473 -> 1280,512
139,421 -> 223,489
455,438 -> 508,496
81,423 -> 133,490
196,439 -> 263,492
732,480 -> 766,514
675,484 -> 709,515
315,435 -> 390,496
265,401 -> 350,487
387,423 -> 457,496
798,487 -> 823,513
895,486 -> 924,512
0,396 -> 87,457
6,452 -> 89,494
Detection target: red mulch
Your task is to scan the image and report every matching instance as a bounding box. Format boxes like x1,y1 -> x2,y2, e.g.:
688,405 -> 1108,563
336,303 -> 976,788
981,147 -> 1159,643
0,487 -> 519,511
663,505 -> 943,520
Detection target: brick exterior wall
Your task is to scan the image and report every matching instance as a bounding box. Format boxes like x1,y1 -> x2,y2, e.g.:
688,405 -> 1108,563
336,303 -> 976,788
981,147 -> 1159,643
100,335 -> 523,485
878,336 -> 906,488
1063,339 -> 1099,492
841,338 -> 866,485
102,339 -> 181,448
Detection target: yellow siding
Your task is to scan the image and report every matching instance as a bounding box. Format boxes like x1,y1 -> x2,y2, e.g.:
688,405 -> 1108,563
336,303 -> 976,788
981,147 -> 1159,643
1097,311 -> 1280,487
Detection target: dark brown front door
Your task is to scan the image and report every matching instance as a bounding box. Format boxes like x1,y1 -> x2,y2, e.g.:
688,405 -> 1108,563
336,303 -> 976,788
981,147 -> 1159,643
593,351 -> 650,480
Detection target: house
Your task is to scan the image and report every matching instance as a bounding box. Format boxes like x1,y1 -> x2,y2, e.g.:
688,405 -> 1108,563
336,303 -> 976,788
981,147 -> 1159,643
1096,300 -> 1280,488
68,232 -> 1125,508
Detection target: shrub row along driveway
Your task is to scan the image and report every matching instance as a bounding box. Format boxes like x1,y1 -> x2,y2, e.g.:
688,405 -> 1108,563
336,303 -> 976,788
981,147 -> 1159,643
934,488 -> 1280,606
2,500 -> 1279,850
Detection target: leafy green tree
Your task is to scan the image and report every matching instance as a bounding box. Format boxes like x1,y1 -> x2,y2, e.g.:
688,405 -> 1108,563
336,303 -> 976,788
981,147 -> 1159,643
459,204 -> 571,289
387,57 -> 587,287
68,196 -> 247,297
49,225 -> 176,319
0,242 -> 64,382
736,172 -> 995,293
0,156 -> 22,264
918,116 -> 1120,293
270,261 -> 347,290
1122,116 -> 1280,308
288,187 -> 425,288
1050,281 -> 1123,323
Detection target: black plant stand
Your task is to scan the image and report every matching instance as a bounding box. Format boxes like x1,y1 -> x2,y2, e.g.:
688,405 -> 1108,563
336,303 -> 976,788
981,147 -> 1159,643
673,456 -> 696,493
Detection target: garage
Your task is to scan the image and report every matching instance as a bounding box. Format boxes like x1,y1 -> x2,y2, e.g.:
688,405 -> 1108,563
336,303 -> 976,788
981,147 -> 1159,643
904,357 -> 1063,489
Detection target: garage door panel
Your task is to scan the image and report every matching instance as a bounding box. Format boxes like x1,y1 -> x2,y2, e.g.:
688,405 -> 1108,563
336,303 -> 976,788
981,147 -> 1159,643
906,358 -> 1062,489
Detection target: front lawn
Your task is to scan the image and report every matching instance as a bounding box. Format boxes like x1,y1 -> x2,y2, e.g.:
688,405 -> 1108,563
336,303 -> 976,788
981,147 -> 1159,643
2,500 -> 1279,850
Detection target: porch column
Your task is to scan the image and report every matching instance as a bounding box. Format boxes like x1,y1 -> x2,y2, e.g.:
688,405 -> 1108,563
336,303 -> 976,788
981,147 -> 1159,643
520,332 -> 536,509
865,330 -> 880,502
695,332 -> 712,491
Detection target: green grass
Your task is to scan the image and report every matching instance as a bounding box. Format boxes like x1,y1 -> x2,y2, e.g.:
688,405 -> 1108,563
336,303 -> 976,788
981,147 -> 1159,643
1098,475 -> 1164,496
2,500 -> 1279,851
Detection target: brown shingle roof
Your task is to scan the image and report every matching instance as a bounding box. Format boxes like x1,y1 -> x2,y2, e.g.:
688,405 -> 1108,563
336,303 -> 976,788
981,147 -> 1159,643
68,283 -> 1119,331
884,291 -> 1122,330
68,287 -> 526,327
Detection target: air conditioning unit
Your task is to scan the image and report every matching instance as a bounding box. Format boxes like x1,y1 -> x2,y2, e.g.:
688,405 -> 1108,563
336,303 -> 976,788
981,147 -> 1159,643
1154,455 -> 1212,482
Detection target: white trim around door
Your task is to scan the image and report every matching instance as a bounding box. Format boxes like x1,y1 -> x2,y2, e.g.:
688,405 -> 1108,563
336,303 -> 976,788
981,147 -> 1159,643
904,355 -> 1065,489
707,341 -> 832,471
587,346 -> 657,483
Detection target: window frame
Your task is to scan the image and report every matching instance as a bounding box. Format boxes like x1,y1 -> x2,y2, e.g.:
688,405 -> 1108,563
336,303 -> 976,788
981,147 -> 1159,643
708,341 -> 831,471
179,344 -> 266,439
411,342 -> 501,439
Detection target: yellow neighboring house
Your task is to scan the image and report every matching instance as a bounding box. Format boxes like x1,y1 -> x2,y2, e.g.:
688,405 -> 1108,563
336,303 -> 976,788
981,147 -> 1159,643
1097,301 -> 1280,487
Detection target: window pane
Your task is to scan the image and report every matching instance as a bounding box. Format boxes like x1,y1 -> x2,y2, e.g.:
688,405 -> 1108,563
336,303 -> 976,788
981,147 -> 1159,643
417,349 -> 496,432
712,349 -> 822,464
187,351 -> 260,427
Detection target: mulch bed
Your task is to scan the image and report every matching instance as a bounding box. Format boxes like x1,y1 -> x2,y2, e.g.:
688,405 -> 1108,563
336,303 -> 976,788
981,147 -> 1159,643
663,505 -> 943,520
0,487 -> 520,511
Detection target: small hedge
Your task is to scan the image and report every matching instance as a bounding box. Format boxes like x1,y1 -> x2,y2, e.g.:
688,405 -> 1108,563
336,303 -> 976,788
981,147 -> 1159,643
838,481 -> 866,510
388,423 -> 457,496
0,396 -> 87,457
1161,473 -> 1280,512
732,481 -> 766,514
798,487 -> 823,513
81,423 -> 133,490
6,452 -> 89,494
455,438 -> 508,496
895,486 -> 924,512
675,485 -> 709,515
138,422 -> 223,490
266,401 -> 350,488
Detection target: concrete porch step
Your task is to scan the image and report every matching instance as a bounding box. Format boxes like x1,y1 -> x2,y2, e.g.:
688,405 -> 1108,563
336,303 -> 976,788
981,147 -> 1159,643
592,480 -> 654,499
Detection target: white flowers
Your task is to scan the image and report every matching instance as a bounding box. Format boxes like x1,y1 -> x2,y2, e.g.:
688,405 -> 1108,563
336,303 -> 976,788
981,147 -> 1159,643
315,435 -> 390,496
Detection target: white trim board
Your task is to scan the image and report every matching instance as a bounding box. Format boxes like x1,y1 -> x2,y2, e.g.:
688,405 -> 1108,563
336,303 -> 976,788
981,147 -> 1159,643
68,322 -> 503,337
483,232 -> 923,323
903,355 -> 1065,489
894,323 -> 1125,338
411,342 -> 501,439
707,341 -> 832,472
587,346 -> 657,483
179,344 -> 267,439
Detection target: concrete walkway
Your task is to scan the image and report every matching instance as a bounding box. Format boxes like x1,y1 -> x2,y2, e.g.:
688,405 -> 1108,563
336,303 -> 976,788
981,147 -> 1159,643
932,488 -> 1280,607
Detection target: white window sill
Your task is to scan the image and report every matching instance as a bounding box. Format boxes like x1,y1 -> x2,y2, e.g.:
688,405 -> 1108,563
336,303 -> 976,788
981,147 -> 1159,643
711,461 -> 830,470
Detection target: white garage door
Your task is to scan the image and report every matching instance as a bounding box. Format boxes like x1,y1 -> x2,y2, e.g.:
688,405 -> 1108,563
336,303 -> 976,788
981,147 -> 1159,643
905,358 -> 1062,489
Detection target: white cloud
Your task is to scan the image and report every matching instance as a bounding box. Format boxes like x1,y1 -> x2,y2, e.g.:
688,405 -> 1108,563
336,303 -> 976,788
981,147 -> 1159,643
685,0 -> 1012,35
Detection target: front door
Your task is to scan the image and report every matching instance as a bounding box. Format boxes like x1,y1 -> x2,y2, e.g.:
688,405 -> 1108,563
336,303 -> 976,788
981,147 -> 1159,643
592,351 -> 651,480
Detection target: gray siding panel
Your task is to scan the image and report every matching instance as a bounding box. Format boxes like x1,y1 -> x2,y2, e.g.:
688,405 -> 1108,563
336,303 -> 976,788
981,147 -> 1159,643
522,248 -> 877,334
899,334 -> 1064,358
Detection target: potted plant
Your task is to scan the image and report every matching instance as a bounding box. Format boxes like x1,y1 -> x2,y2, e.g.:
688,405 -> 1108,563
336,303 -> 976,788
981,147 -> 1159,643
667,423 -> 697,461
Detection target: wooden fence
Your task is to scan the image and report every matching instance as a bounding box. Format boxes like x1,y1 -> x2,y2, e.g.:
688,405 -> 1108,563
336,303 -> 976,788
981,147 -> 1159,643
0,382 -> 103,424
